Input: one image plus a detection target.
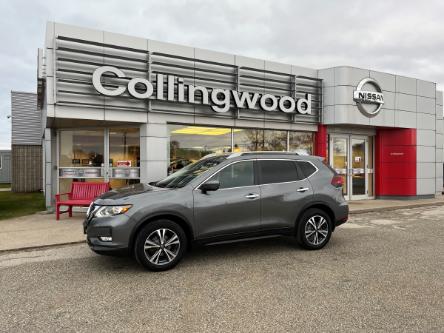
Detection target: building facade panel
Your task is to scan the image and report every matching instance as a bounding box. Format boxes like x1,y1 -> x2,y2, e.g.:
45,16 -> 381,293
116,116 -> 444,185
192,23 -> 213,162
0,150 -> 11,184
417,80 -> 436,98
417,178 -> 436,196
369,70 -> 396,92
416,113 -> 436,130
395,93 -> 417,112
394,110 -> 417,128
334,67 -> 369,87
395,76 -> 417,95
417,162 -> 435,179
11,145 -> 42,192
11,92 -> 42,145
369,108 -> 395,127
417,145 -> 436,163
417,129 -> 436,146
417,96 -> 436,114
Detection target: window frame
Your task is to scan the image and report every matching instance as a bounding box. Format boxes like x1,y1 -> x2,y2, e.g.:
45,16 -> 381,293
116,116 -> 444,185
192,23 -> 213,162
257,158 -> 302,185
295,160 -> 319,179
195,159 -> 258,191
257,158 -> 319,186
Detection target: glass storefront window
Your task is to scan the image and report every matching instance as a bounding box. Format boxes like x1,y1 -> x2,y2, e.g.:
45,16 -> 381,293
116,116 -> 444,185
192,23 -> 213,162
58,128 -> 140,193
59,130 -> 105,193
289,132 -> 314,155
263,130 -> 288,151
167,124 -> 314,175
234,129 -> 312,153
109,128 -> 140,189
233,128 -> 264,152
233,129 -> 288,152
59,130 -> 104,168
168,125 -> 232,174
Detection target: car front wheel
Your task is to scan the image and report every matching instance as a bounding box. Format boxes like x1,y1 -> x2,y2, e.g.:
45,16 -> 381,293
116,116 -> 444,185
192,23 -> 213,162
134,219 -> 187,271
297,208 -> 332,250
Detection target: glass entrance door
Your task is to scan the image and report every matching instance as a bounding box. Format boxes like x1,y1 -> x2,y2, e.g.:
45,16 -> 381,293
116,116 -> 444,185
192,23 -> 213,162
351,138 -> 366,199
331,137 -> 348,198
329,135 -> 373,200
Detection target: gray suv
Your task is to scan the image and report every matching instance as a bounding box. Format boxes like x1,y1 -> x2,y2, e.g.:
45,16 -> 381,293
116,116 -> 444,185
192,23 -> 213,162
84,152 -> 348,271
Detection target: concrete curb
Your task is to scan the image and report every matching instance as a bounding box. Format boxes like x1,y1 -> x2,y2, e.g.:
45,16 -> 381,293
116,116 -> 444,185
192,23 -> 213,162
349,201 -> 444,214
0,240 -> 86,254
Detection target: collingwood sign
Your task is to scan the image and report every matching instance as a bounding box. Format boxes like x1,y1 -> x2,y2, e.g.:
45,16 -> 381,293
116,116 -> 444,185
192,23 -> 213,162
92,66 -> 312,114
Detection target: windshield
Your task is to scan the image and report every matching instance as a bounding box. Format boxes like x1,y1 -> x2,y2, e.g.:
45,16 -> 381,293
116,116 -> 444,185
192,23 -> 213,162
155,155 -> 227,188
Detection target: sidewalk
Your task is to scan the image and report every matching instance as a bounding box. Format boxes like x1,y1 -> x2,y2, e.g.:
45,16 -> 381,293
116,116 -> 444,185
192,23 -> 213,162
0,213 -> 85,252
1,197 -> 443,252
349,197 -> 444,213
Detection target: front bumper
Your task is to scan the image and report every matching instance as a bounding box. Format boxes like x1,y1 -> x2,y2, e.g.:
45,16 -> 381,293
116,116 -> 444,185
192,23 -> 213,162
83,213 -> 132,255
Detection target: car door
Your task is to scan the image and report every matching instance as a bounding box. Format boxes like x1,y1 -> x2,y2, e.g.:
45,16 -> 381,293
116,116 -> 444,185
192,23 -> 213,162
258,159 -> 314,230
193,160 -> 261,239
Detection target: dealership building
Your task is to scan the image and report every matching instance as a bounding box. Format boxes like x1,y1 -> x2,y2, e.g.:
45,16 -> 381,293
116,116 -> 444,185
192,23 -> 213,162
35,22 -> 443,208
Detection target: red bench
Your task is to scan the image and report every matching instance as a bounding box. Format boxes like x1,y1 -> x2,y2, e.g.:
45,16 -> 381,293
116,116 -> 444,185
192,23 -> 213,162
55,182 -> 110,220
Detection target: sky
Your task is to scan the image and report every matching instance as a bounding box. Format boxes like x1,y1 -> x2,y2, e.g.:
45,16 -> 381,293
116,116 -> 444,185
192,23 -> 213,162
1,0 -> 444,149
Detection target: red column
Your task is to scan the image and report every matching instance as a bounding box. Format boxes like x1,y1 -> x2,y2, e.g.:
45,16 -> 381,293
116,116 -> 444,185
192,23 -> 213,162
314,124 -> 327,159
375,128 -> 416,197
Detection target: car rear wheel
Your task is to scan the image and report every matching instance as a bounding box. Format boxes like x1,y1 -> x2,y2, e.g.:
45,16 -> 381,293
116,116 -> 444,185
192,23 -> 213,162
297,208 -> 332,250
134,219 -> 187,271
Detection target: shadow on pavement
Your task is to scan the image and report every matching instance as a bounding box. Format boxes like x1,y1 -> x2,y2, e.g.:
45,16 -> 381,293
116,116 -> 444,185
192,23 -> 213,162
87,236 -> 303,273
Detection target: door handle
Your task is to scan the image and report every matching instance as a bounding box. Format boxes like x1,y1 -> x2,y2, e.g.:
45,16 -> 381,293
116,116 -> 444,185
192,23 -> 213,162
297,187 -> 309,193
245,193 -> 259,199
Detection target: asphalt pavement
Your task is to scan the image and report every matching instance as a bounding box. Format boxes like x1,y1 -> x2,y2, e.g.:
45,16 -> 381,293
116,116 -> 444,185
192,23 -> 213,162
1,205 -> 443,332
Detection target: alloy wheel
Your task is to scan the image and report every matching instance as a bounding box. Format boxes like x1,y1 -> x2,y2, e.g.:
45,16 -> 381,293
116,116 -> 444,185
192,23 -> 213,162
304,215 -> 329,246
144,228 -> 181,265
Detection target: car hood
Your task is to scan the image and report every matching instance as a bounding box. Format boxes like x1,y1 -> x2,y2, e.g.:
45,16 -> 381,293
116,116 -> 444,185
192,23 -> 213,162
97,183 -> 170,201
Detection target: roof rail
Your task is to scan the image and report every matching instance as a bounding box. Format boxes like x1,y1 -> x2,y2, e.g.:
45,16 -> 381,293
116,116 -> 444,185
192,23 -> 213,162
227,151 -> 300,159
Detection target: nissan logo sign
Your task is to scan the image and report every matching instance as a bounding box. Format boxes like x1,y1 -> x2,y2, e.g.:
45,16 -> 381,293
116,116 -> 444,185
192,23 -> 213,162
353,77 -> 384,117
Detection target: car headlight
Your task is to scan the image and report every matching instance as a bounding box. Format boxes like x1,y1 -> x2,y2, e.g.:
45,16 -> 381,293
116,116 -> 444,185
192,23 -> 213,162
94,205 -> 132,218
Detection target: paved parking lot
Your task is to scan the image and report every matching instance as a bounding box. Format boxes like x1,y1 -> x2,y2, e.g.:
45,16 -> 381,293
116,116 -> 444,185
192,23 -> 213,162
1,205 -> 443,332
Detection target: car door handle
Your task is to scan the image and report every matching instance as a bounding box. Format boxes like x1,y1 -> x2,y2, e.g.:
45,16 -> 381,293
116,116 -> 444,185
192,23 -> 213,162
245,193 -> 259,199
297,187 -> 309,193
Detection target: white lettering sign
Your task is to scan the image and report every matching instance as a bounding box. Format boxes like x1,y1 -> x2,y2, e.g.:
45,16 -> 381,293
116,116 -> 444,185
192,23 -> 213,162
92,66 -> 312,115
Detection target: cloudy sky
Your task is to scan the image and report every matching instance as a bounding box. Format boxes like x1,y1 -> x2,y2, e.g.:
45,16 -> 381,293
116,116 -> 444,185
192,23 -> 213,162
1,0 -> 444,149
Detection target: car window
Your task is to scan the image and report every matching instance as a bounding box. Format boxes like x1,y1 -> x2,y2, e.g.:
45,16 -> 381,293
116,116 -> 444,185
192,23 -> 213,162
208,161 -> 255,189
155,155 -> 226,188
259,160 -> 301,184
296,161 -> 317,178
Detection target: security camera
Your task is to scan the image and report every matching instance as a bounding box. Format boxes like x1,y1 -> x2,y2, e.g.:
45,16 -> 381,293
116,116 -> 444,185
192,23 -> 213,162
6,115 -> 11,119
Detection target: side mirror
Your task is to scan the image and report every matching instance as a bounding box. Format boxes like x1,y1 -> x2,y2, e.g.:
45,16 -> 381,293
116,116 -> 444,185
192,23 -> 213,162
200,180 -> 220,193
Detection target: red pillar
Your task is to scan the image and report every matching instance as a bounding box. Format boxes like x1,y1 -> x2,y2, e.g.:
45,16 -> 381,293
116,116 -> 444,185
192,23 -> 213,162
314,124 -> 327,159
375,128 -> 416,197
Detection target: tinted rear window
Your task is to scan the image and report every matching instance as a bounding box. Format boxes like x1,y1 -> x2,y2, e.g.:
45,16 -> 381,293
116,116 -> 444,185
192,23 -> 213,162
259,160 -> 301,184
297,161 -> 317,178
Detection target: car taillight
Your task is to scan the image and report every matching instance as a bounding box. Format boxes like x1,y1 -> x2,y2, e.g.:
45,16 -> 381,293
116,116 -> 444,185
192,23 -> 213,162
331,175 -> 343,188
